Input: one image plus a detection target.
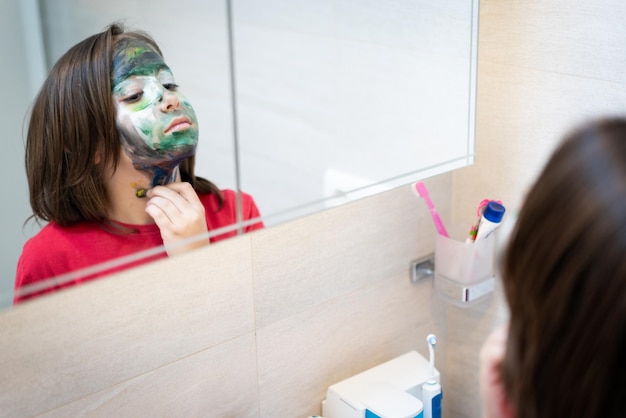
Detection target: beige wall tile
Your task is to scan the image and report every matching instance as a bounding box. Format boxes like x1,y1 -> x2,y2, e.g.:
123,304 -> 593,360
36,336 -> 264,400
0,236 -> 255,417
444,283 -> 508,417
40,333 -> 260,418
479,0 -> 626,83
455,0 -> 626,224
255,271 -> 447,418
453,61 -> 626,226
251,175 -> 451,328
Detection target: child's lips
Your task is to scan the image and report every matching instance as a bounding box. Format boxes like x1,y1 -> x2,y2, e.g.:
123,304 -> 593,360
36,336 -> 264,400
164,116 -> 192,134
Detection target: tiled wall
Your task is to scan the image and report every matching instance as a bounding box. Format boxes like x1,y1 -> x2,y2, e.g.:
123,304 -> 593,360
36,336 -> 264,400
0,175 -> 457,417
454,0 -> 626,220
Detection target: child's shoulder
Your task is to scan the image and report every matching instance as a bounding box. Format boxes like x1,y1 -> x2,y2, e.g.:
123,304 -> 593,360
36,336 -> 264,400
21,222 -> 101,254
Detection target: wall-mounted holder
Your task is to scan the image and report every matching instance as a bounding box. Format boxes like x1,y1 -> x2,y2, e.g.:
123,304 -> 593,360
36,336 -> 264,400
411,233 -> 496,306
411,255 -> 435,283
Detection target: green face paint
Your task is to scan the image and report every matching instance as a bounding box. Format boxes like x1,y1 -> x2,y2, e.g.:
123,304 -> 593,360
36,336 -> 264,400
112,38 -> 199,188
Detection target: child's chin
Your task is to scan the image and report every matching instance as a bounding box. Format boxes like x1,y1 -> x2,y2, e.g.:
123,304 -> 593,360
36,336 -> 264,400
160,145 -> 196,164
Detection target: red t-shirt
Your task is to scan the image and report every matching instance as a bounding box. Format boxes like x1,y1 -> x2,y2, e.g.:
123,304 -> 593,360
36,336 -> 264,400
14,190 -> 263,303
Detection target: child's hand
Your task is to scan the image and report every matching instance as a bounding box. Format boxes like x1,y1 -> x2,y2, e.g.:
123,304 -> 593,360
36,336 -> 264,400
145,182 -> 209,256
479,324 -> 515,418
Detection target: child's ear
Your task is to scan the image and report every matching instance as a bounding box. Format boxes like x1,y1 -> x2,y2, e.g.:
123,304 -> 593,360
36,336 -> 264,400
93,145 -> 103,164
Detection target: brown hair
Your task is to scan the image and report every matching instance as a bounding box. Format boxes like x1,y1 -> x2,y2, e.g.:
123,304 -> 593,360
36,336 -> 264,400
25,23 -> 221,227
501,118 -> 626,417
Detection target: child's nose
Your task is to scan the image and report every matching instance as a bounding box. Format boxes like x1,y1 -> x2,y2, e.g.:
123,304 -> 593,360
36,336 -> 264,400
158,90 -> 180,111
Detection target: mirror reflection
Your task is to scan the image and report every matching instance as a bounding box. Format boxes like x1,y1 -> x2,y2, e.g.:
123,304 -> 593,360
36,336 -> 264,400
15,21 -> 264,304
232,0 -> 478,226
3,0 -> 256,306
2,0 -> 478,308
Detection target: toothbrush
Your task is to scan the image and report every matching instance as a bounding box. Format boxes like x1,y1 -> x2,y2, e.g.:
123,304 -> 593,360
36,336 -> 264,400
427,333 -> 437,379
422,333 -> 442,418
413,182 -> 449,237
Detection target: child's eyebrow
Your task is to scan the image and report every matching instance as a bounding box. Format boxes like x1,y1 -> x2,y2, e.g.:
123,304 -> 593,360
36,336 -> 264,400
125,63 -> 170,78
112,68 -> 173,96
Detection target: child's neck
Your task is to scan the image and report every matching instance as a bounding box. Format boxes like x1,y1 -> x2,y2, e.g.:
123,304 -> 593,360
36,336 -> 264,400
107,165 -> 181,225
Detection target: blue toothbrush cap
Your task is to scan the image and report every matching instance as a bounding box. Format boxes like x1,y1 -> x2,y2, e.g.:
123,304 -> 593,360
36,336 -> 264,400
484,201 -> 505,223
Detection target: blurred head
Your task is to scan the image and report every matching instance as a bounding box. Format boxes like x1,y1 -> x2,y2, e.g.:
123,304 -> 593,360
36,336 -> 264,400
501,117 -> 626,417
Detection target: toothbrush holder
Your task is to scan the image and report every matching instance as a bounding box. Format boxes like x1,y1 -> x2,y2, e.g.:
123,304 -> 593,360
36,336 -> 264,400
434,231 -> 496,305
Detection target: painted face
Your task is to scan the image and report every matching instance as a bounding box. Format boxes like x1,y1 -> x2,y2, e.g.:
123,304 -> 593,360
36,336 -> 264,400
112,38 -> 199,187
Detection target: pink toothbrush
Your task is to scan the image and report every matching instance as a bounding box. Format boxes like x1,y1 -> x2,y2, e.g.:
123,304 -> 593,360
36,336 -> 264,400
414,182 -> 450,237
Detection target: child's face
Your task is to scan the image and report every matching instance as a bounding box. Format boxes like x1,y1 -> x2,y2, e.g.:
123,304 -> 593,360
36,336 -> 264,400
112,38 -> 198,171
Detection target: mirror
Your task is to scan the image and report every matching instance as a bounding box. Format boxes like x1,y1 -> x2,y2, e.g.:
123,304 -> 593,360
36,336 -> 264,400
1,0 -> 478,308
233,0 -> 478,227
2,0 -> 240,306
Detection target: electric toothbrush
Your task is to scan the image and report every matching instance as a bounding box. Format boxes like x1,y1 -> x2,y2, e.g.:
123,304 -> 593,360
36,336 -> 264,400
427,334 -> 436,377
422,334 -> 442,418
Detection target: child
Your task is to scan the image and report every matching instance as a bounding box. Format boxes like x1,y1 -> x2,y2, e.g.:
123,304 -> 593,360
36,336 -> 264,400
479,117 -> 626,417
15,23 -> 263,303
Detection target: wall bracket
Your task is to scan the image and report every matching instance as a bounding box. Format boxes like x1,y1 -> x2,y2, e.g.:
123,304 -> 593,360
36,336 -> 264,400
410,255 -> 435,283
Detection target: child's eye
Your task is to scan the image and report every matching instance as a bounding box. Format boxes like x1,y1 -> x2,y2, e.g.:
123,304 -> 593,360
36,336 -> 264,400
163,83 -> 179,91
123,92 -> 143,103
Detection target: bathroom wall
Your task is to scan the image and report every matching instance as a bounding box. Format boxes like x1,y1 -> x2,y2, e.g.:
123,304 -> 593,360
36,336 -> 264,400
2,1 -> 625,417
0,0 -> 45,304
0,175 -> 453,417
455,0 -> 626,219
445,0 -> 626,416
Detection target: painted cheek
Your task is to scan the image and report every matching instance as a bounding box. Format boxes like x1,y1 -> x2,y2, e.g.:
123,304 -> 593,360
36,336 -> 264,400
117,108 -> 157,148
135,112 -> 163,148
150,123 -> 168,147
